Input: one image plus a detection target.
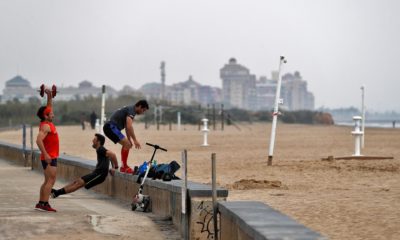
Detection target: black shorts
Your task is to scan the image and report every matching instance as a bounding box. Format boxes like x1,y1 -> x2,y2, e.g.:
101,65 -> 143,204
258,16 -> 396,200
41,159 -> 57,170
103,122 -> 125,144
81,171 -> 108,189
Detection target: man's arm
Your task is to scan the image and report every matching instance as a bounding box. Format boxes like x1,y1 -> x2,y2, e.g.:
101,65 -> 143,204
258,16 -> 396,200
45,88 -> 52,108
125,116 -> 141,149
106,150 -> 118,176
36,124 -> 51,163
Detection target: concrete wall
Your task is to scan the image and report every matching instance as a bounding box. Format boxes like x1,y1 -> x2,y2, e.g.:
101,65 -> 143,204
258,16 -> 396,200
218,201 -> 326,240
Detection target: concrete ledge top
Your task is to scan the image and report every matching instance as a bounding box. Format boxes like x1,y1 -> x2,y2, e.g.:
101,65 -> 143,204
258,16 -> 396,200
131,175 -> 228,198
218,201 -> 325,240
0,141 -> 23,150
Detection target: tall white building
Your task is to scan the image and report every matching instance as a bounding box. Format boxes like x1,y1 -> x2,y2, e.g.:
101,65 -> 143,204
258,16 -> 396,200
256,76 -> 276,110
220,58 -> 256,109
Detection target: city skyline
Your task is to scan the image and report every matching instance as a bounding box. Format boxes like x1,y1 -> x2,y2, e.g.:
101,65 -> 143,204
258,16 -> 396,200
1,0 -> 399,112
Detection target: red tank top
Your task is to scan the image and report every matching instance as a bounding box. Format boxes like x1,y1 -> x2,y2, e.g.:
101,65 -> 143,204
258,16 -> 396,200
39,121 -> 59,160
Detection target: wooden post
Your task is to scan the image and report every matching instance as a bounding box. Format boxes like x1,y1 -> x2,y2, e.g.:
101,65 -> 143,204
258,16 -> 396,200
212,153 -> 218,240
181,150 -> 189,239
22,124 -> 26,166
30,125 -> 33,170
221,104 -> 224,131
213,104 -> 216,130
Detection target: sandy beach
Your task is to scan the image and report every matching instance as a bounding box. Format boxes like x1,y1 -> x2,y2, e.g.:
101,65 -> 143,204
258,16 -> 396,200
1,122 -> 399,240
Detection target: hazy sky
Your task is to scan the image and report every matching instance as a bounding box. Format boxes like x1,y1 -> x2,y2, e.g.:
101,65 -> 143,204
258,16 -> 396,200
0,0 -> 399,111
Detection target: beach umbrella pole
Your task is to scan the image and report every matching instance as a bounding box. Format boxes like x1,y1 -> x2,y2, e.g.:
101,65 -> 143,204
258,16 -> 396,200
268,56 -> 286,166
100,85 -> 106,134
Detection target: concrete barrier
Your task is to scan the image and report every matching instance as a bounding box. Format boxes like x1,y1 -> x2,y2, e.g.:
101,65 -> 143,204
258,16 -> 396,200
218,201 -> 326,240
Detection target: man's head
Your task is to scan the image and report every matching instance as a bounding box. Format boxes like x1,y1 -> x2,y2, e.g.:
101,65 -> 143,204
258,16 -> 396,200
92,133 -> 105,149
134,99 -> 149,115
36,106 -> 54,122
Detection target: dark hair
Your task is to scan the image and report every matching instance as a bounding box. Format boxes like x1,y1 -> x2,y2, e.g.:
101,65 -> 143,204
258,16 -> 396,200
36,106 -> 47,121
135,99 -> 149,110
95,133 -> 105,146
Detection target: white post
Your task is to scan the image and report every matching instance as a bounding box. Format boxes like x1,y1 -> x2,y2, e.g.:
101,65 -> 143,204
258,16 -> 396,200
95,119 -> 100,132
268,56 -> 286,165
201,118 -> 209,146
177,111 -> 181,131
352,116 -> 364,156
100,85 -> 106,134
360,86 -> 366,148
154,105 -> 158,125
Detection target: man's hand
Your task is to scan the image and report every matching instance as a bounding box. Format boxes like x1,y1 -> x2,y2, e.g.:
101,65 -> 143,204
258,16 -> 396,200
127,139 -> 133,149
44,153 -> 52,163
44,88 -> 52,97
133,139 -> 141,149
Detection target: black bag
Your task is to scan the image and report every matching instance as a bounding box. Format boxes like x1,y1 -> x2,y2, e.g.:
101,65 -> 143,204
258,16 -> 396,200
150,160 -> 181,181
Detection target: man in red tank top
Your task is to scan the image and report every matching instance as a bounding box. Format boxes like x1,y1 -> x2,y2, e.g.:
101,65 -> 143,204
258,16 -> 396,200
35,88 -> 59,212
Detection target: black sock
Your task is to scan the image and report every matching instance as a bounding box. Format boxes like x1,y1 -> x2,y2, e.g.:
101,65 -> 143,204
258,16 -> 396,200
55,188 -> 66,197
39,201 -> 45,205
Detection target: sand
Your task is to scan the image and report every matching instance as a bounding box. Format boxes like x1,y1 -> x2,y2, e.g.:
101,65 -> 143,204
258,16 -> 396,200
1,122 -> 399,240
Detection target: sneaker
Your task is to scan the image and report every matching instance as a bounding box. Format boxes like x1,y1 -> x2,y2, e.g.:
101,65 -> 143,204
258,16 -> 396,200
132,166 -> 138,175
35,203 -> 57,212
50,189 -> 58,199
120,166 -> 133,174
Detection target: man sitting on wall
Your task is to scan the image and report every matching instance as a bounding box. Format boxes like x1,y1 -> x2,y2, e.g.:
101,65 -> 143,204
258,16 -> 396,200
51,134 -> 118,198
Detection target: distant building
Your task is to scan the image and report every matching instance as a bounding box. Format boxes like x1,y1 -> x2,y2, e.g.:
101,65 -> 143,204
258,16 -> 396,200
198,85 -> 221,105
139,82 -> 162,100
220,59 -> 314,111
256,76 -> 276,110
120,85 -> 140,96
1,76 -> 117,103
2,75 -> 36,103
168,76 -> 201,105
220,58 -> 257,109
54,81 -> 118,101
281,71 -> 314,110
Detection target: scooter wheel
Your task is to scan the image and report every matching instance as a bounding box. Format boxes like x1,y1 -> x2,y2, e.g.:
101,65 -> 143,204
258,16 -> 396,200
142,197 -> 150,212
131,203 -> 137,211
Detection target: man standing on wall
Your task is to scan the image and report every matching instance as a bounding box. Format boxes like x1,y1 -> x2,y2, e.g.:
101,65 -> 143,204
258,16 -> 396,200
103,100 -> 149,173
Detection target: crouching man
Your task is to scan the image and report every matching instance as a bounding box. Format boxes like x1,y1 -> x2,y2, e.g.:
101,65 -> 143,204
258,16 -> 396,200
51,134 -> 118,198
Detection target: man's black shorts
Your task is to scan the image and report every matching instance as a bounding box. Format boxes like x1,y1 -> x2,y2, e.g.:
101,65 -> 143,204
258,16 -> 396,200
41,159 -> 57,170
103,122 -> 125,144
81,171 -> 108,189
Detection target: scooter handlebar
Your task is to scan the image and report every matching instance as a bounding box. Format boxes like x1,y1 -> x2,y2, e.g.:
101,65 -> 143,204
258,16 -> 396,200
146,142 -> 167,152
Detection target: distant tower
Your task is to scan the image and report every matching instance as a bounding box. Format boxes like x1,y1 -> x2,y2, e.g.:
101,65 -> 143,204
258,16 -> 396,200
160,61 -> 166,100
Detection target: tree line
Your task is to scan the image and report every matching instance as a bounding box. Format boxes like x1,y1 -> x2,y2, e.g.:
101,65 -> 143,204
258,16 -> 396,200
0,95 -> 334,128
